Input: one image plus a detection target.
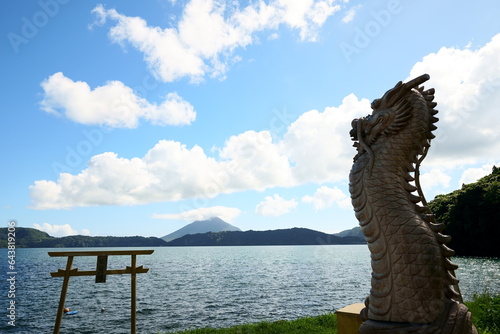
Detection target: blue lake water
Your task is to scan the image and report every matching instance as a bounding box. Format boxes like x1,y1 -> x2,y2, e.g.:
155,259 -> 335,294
0,245 -> 498,333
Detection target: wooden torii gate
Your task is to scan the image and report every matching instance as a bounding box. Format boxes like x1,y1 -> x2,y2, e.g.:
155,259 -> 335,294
49,250 -> 154,334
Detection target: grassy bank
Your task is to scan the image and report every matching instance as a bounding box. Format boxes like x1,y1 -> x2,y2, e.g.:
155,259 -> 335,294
166,314 -> 337,334
164,294 -> 499,334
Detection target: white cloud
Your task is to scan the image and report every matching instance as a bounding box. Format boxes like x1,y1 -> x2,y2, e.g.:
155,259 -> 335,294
152,206 -> 241,222
459,164 -> 499,186
32,223 -> 88,237
91,0 -> 340,82
31,141 -> 213,209
219,130 -> 294,190
408,33 -> 500,169
282,93 -> 370,183
30,92 -> 370,209
255,194 -> 297,216
420,169 -> 451,194
302,185 -> 350,210
40,72 -> 196,128
341,5 -> 362,23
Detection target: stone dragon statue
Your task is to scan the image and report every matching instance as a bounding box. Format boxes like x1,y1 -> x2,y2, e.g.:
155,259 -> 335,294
349,74 -> 477,334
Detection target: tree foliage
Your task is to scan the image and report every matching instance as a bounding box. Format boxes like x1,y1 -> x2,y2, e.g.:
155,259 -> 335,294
428,166 -> 500,257
0,227 -> 52,248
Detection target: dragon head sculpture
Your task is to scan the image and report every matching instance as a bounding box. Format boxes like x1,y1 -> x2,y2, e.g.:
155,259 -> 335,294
350,74 -> 438,173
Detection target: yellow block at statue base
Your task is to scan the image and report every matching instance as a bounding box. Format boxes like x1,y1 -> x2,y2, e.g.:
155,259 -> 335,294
336,303 -> 364,334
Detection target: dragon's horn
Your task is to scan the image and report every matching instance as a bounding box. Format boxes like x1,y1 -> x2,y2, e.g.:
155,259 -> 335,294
373,74 -> 430,110
403,74 -> 430,90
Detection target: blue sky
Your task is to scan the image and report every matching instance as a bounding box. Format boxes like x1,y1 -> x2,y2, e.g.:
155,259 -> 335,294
1,0 -> 499,237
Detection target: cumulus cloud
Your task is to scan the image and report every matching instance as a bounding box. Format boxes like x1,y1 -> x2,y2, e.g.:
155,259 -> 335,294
459,164 -> 499,186
28,133 -> 295,209
31,142 -> 214,209
302,185 -> 350,210
32,223 -> 90,237
255,194 -> 297,216
219,130 -> 294,190
282,93 -> 371,183
30,93 -> 369,209
91,0 -> 340,82
152,206 -> 241,222
40,72 -> 196,128
408,33 -> 500,168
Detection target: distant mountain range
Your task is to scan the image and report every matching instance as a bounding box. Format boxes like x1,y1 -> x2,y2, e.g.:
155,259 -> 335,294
0,227 -> 168,248
0,218 -> 365,248
166,227 -> 365,246
161,217 -> 241,241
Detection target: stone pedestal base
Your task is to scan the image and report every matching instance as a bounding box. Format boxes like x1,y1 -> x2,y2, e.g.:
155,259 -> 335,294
358,301 -> 478,334
359,319 -> 441,334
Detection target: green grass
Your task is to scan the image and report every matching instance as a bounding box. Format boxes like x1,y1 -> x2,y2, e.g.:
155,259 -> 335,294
164,313 -> 338,334
465,293 -> 500,334
158,294 -> 499,334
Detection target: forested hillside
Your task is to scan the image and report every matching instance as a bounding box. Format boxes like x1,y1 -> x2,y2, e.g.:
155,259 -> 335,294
429,166 -> 500,257
0,227 -> 168,248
